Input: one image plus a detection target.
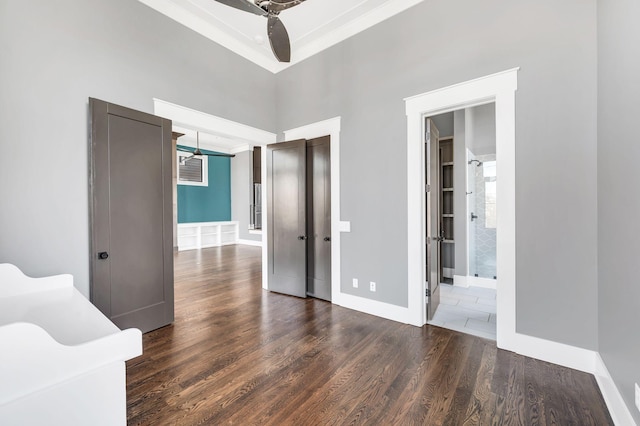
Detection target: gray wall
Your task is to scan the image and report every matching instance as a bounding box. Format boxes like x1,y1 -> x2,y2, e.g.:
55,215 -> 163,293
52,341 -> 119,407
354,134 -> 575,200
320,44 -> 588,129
597,0 -> 640,421
231,150 -> 261,242
0,0 -> 605,354
276,0 -> 598,349
0,0 -> 275,297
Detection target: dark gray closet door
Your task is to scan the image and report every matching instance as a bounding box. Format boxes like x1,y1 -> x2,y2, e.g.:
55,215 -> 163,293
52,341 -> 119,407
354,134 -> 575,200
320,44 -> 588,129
426,118 -> 441,321
267,139 -> 307,298
90,98 -> 174,333
306,136 -> 331,301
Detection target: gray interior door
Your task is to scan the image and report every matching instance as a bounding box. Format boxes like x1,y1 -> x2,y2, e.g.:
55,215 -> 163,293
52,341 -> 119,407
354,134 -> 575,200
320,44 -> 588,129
90,98 -> 174,333
306,136 -> 331,301
426,118 -> 441,321
267,139 -> 307,298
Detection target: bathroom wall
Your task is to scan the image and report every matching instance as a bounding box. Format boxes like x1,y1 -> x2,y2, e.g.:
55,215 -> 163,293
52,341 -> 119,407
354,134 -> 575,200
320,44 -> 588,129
464,105 -> 497,280
453,110 -> 467,278
471,154 -> 497,279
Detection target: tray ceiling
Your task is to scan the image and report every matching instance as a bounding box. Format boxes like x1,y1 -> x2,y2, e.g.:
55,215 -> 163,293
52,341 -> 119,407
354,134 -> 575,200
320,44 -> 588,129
138,0 -> 423,73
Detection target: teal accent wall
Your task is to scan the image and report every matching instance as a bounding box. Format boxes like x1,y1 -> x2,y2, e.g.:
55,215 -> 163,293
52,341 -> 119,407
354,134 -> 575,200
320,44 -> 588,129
177,145 -> 231,223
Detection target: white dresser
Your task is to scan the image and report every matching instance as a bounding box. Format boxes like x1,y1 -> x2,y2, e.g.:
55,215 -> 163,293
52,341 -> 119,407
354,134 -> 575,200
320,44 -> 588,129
0,264 -> 142,425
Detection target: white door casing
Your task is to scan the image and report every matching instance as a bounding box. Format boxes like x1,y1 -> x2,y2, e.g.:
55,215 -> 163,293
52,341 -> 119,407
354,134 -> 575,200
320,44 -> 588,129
282,117 -> 342,303
152,98 -> 277,288
405,68 -> 518,351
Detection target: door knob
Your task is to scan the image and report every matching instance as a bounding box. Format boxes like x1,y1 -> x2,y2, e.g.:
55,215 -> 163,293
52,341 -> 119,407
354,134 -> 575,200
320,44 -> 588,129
297,235 -> 307,240
324,237 -> 331,242
98,251 -> 109,260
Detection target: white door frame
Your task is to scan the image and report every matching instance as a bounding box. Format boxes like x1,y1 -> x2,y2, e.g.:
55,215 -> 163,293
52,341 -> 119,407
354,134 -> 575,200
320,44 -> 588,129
405,68 -> 518,351
152,97 -> 277,276
278,117 -> 342,301
153,99 -> 277,151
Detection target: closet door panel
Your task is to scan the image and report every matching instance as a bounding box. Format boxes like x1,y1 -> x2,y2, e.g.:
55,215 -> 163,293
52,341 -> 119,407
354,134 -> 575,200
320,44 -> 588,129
306,136 -> 331,301
267,139 -> 307,298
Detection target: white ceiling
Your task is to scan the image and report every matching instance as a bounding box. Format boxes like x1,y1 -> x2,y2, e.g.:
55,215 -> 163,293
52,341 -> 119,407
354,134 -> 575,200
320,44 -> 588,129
156,98 -> 276,153
138,0 -> 423,73
173,126 -> 247,154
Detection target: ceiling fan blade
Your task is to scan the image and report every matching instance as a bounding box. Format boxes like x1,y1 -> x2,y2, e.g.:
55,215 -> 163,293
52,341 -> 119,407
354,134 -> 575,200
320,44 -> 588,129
177,148 -> 235,158
204,152 -> 236,158
267,15 -> 291,62
213,0 -> 267,16
179,153 -> 196,164
200,152 -> 235,158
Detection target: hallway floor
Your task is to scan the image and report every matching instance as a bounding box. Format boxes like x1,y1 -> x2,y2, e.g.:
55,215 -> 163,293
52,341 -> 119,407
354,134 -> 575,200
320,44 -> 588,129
429,283 -> 497,340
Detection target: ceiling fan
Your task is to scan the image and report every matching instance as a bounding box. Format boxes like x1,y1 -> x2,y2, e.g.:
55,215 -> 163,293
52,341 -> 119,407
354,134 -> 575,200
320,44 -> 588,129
213,0 -> 308,62
177,132 -> 235,163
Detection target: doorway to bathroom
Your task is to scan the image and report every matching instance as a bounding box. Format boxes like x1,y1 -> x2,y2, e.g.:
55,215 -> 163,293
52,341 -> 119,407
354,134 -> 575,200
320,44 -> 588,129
405,68 -> 518,350
425,103 -> 498,340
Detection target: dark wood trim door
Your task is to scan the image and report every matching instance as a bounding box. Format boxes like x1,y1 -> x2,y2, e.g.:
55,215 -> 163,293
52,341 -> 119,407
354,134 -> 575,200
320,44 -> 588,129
306,136 -> 331,301
90,98 -> 174,333
266,139 -> 307,298
426,118 -> 441,321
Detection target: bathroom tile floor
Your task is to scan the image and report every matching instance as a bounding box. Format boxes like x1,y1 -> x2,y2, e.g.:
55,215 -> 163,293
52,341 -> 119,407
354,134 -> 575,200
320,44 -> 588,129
429,283 -> 497,341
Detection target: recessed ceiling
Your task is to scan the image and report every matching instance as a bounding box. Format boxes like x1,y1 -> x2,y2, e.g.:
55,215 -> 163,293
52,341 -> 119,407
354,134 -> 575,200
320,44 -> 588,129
138,0 -> 423,73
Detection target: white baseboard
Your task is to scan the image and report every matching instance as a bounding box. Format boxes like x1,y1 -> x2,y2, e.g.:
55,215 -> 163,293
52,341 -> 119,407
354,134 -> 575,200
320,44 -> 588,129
442,267 -> 454,279
508,333 -> 635,424
335,292 -> 410,324
454,275 -> 496,289
511,332 -> 596,373
594,354 -> 637,426
468,276 -> 496,289
453,275 -> 469,287
237,239 -> 262,247
335,286 -> 633,425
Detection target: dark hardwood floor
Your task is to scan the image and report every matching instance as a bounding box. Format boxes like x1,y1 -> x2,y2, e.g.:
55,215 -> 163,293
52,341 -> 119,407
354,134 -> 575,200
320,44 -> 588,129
126,245 -> 612,425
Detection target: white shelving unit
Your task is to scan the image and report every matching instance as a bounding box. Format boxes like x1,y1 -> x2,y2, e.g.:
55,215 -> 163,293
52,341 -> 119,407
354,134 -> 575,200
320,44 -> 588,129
440,137 -> 455,280
177,221 -> 239,251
